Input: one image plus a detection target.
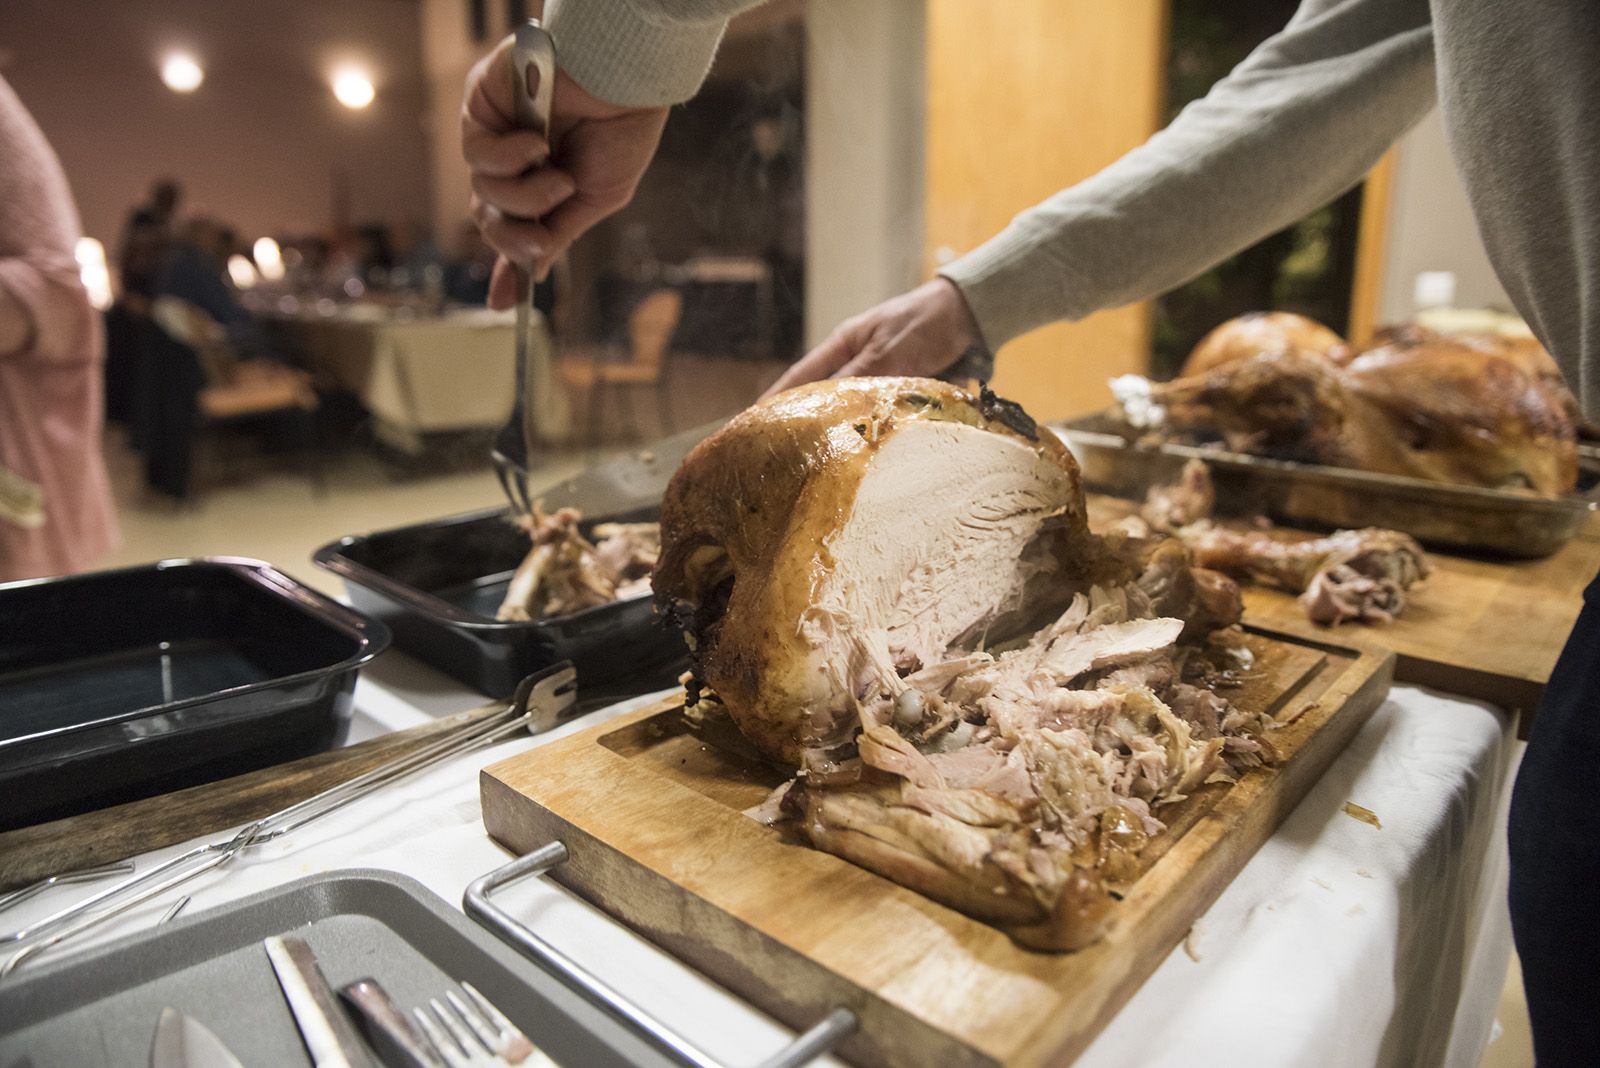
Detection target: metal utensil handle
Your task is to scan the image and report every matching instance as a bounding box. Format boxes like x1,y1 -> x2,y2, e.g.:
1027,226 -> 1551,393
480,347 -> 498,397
511,21 -> 556,147
0,846 -> 239,977
0,861 -> 134,915
463,846 -> 856,1068
508,20 -> 556,494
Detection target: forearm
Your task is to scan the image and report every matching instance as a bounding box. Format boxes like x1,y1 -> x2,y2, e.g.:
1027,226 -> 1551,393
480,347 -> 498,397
941,0 -> 1436,351
545,0 -> 767,107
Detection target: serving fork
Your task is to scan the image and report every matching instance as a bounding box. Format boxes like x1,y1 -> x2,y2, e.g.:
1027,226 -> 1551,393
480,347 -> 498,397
342,975 -> 553,1068
490,18 -> 557,520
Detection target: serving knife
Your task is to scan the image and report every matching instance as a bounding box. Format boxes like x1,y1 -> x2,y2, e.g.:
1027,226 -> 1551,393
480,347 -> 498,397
149,1007 -> 245,1068
265,934 -> 375,1068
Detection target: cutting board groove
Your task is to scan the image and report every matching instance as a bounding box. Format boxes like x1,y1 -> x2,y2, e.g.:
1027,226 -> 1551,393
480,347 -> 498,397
483,628 -> 1392,1067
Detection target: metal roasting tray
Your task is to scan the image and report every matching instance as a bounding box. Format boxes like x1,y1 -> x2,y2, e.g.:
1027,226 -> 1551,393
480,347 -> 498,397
315,422 -> 722,701
0,869 -> 675,1067
0,558 -> 390,832
1054,411 -> 1600,559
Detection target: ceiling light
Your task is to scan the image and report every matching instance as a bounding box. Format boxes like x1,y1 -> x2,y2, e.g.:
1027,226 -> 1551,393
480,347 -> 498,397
253,237 -> 285,282
227,254 -> 258,289
160,53 -> 204,93
75,237 -> 112,310
332,69 -> 375,110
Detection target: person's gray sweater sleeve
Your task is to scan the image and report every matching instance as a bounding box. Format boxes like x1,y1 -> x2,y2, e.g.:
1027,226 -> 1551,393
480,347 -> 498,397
545,0 -> 767,108
940,0 -> 1437,352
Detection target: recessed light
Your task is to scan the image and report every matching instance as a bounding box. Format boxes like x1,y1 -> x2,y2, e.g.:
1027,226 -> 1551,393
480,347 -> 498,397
332,69 -> 375,110
160,52 -> 204,93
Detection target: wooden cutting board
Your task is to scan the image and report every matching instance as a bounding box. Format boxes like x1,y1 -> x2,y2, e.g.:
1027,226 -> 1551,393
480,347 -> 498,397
1086,493 -> 1600,716
481,628 -> 1392,1067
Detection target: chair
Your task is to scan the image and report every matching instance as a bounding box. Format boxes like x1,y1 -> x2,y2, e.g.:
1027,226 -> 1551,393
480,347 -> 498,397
559,288 -> 682,445
147,297 -> 323,497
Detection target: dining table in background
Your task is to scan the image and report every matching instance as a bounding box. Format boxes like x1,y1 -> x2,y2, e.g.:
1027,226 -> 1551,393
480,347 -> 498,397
259,299 -> 570,453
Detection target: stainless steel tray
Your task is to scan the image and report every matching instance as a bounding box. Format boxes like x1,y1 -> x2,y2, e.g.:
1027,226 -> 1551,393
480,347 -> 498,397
0,869 -> 672,1067
1054,411 -> 1600,559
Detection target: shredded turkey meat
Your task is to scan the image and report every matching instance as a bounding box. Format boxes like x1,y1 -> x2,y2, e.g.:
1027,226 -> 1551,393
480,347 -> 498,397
1137,460 -> 1429,625
745,582 -> 1272,952
496,504 -> 659,621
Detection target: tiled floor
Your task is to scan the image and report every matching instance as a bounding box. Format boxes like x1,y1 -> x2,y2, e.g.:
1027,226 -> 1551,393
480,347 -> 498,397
97,353 -> 1538,1068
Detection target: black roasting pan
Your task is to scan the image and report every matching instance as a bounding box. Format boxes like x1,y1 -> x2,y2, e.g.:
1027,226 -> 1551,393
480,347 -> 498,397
313,424 -> 720,702
0,557 -> 389,831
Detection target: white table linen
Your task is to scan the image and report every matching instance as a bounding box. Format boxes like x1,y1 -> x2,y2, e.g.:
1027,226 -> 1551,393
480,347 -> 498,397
4,653 -> 1515,1067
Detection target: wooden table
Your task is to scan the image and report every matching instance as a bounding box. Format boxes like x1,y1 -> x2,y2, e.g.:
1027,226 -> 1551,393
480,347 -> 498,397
1088,493 -> 1600,717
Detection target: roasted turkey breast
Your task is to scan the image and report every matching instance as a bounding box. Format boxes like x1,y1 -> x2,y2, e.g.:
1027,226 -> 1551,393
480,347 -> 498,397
655,377 -> 1094,765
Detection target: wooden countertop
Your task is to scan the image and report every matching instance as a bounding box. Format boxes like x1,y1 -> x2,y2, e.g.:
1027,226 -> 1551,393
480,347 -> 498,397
1087,493 -> 1600,715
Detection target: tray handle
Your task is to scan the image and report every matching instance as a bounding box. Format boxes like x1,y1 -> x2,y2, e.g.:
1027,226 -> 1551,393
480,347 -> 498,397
464,845 -> 857,1068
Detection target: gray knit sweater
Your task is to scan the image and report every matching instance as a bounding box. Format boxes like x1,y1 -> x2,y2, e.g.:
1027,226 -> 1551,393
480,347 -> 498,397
544,0 -> 1600,419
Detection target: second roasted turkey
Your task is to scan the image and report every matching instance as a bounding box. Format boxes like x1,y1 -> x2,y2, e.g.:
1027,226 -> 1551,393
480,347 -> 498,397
1127,313 -> 1580,496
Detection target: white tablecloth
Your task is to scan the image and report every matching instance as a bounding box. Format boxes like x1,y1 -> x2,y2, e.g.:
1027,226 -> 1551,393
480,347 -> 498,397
270,307 -> 570,449
4,653 -> 1516,1067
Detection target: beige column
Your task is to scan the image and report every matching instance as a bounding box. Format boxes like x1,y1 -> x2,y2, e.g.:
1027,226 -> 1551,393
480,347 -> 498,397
803,0 -> 929,351
924,0 -> 1167,420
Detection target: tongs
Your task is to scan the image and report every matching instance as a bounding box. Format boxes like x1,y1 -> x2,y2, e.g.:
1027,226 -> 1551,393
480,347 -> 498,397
491,19 -> 558,519
0,662 -> 578,978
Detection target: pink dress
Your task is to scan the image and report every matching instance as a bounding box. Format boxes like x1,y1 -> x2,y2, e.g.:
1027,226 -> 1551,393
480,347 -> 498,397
0,76 -> 118,582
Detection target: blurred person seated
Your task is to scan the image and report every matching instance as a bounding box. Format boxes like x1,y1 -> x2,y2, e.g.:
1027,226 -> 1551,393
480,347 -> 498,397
0,75 -> 119,581
357,223 -> 395,285
443,220 -> 496,306
154,216 -> 272,358
117,208 -> 168,306
320,225 -> 366,296
320,223 -> 397,296
390,219 -> 445,291
134,177 -> 183,236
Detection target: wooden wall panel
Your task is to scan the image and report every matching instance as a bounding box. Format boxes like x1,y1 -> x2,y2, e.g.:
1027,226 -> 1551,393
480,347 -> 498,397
925,0 -> 1168,421
1347,149 -> 1398,347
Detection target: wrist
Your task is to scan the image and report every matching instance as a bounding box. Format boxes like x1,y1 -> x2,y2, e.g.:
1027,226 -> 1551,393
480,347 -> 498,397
934,276 -> 990,356
939,235 -> 1063,354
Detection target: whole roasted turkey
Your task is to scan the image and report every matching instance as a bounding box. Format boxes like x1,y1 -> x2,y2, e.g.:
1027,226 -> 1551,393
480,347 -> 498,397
654,378 -> 1268,951
1144,315 -> 1579,495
